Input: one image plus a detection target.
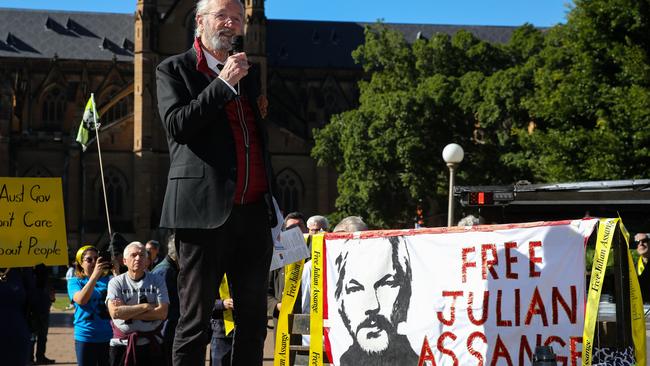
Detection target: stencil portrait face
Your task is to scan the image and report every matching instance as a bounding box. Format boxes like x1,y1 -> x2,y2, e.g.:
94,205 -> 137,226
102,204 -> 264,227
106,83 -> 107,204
336,236 -> 412,354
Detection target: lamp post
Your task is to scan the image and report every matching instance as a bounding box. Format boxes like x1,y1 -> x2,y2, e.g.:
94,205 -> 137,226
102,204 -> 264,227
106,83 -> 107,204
442,143 -> 464,227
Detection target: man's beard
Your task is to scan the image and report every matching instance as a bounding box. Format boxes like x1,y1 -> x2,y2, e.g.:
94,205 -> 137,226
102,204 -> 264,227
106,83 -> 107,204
340,306 -> 394,354
206,28 -> 234,52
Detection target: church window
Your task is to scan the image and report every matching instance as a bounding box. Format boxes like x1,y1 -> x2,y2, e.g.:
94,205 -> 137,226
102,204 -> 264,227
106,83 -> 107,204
42,86 -> 66,129
96,167 -> 127,217
100,88 -> 131,124
23,164 -> 52,177
276,168 -> 303,213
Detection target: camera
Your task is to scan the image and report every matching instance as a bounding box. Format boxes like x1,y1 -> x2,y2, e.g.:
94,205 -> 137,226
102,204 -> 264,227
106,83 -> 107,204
98,250 -> 112,276
99,250 -> 111,263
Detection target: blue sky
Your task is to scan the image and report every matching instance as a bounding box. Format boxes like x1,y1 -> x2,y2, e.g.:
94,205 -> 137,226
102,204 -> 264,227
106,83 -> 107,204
0,0 -> 573,26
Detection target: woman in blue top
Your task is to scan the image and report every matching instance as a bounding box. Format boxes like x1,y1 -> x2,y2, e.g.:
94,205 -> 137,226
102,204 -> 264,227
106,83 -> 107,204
67,245 -> 112,366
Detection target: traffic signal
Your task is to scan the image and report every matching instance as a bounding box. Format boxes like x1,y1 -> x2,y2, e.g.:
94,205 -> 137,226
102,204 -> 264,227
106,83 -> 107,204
468,191 -> 493,205
459,190 -> 514,207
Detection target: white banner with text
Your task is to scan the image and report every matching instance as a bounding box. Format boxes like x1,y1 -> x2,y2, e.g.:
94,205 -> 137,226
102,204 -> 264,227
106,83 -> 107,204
324,219 -> 598,366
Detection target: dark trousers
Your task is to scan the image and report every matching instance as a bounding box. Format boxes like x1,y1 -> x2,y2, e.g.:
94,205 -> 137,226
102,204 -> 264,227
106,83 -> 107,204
162,319 -> 177,366
74,341 -> 109,366
210,337 -> 233,366
109,344 -> 165,366
172,202 -> 273,366
32,311 -> 50,359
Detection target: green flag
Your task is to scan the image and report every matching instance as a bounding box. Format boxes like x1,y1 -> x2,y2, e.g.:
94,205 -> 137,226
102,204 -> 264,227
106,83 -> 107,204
76,95 -> 100,151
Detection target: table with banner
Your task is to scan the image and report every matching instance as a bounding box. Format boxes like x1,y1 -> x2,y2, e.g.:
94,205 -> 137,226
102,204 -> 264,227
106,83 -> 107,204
273,218 -> 646,366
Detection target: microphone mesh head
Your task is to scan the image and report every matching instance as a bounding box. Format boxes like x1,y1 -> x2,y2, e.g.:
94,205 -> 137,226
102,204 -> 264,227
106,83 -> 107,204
232,36 -> 244,53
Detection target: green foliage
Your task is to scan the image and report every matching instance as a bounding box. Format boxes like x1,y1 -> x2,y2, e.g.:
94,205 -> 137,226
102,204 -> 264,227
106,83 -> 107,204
312,0 -> 650,228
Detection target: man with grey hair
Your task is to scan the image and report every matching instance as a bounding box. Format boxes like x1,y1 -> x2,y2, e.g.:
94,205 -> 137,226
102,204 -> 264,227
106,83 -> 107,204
306,215 -> 329,234
333,236 -> 418,365
107,242 -> 169,366
156,0 -> 277,364
333,216 -> 368,233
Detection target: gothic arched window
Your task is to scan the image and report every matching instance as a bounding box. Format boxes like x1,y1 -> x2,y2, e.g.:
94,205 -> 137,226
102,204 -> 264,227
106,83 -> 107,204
104,97 -> 129,124
95,167 -> 127,218
276,168 -> 303,213
99,87 -> 131,124
42,86 -> 66,129
23,164 -> 52,177
0,82 -> 12,121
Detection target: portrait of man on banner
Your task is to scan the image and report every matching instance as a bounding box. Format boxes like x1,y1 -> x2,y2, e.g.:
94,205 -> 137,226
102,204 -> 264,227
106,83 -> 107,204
333,235 -> 418,365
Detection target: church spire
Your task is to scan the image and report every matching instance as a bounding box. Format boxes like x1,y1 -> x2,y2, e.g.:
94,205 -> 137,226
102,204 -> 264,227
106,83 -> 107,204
243,0 -> 267,94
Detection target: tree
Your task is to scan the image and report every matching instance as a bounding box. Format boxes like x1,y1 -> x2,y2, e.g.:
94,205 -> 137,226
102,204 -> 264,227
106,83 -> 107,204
313,0 -> 650,228
511,0 -> 650,181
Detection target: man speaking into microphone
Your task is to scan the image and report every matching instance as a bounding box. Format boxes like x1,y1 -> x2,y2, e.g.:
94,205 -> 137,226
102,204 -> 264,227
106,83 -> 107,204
155,0 -> 276,364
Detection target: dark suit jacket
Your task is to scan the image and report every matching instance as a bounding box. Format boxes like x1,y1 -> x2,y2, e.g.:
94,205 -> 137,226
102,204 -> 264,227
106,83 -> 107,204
156,47 -> 277,229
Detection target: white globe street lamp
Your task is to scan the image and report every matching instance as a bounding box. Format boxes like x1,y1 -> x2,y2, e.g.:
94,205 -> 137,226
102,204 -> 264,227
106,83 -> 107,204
442,143 -> 464,227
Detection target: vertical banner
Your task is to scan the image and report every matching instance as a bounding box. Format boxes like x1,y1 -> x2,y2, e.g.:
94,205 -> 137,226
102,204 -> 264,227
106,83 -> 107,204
0,177 -> 68,267
274,259 -> 305,366
582,218 -> 616,365
583,218 -> 646,366
309,233 -> 325,366
324,219 -> 598,366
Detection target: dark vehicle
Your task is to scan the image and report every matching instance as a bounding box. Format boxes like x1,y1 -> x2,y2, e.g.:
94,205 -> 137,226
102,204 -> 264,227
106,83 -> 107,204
455,179 -> 650,364
454,179 -> 650,232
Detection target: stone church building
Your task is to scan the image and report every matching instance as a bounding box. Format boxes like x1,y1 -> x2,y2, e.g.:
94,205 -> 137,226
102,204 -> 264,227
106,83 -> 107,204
0,0 -> 514,248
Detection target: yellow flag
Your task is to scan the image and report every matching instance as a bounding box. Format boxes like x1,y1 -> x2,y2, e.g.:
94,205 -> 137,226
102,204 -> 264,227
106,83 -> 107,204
76,94 -> 100,151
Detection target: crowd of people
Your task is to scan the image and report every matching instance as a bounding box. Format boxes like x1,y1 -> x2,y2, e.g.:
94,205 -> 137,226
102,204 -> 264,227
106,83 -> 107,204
64,235 -> 242,366
2,213 -> 650,366
3,0 -> 649,364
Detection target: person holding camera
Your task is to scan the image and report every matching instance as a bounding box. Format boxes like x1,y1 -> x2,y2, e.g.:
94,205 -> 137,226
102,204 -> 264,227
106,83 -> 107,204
106,241 -> 169,366
67,245 -> 113,366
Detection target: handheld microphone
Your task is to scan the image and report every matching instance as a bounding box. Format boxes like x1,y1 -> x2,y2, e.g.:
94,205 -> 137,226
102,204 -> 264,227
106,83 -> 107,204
231,36 -> 244,94
231,36 -> 244,54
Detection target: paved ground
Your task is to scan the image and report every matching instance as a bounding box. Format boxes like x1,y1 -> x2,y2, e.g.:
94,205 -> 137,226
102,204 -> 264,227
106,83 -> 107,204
43,307 -> 276,365
41,299 -> 650,365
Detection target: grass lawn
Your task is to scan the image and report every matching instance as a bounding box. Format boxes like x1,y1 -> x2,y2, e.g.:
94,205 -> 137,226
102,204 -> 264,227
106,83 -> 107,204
52,293 -> 73,311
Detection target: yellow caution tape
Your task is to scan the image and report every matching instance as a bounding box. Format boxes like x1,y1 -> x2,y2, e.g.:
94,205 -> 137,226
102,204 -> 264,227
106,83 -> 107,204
583,218 -> 646,365
620,221 -> 646,366
309,233 -> 325,366
274,259 -> 305,366
583,218 -> 616,365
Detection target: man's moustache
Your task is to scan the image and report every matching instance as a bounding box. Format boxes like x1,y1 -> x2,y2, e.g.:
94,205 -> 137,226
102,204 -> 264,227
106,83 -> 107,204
217,30 -> 235,38
355,314 -> 392,338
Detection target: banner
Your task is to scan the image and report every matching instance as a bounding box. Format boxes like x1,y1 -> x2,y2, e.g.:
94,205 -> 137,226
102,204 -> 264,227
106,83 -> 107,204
309,233 -> 325,366
0,177 -> 69,267
324,219 -> 598,366
274,259 -> 305,366
582,218 -> 646,366
76,94 -> 100,151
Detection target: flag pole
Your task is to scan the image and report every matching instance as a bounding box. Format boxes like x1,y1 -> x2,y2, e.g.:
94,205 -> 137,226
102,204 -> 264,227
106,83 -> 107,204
91,93 -> 113,238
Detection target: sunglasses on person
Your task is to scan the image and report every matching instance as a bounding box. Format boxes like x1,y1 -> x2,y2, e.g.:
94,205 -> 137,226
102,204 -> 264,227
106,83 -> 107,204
635,238 -> 649,245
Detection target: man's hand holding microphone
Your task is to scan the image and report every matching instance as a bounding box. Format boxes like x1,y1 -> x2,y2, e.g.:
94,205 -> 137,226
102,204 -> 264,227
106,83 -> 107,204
219,36 -> 248,88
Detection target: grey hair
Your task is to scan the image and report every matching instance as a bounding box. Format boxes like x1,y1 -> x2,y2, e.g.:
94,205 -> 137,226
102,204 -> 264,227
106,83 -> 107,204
123,241 -> 148,259
194,0 -> 245,38
334,236 -> 412,326
166,233 -> 177,261
307,215 -> 329,231
333,216 -> 368,233
457,214 -> 484,227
